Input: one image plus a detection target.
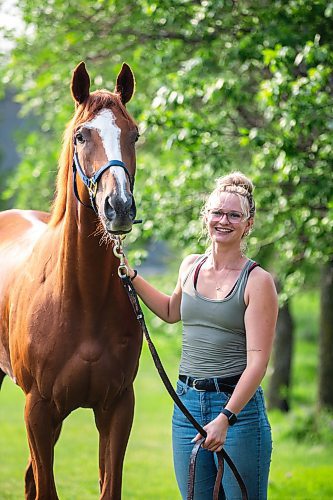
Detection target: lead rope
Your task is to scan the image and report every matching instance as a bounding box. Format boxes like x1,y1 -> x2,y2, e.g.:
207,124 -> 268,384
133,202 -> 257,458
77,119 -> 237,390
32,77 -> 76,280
113,238 -> 248,500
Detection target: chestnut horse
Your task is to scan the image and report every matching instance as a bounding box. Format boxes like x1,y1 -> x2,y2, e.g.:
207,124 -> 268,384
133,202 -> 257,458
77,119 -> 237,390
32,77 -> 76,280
0,62 -> 142,499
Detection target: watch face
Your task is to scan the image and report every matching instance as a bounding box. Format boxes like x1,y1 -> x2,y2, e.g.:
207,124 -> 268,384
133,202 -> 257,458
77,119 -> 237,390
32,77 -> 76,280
229,413 -> 237,425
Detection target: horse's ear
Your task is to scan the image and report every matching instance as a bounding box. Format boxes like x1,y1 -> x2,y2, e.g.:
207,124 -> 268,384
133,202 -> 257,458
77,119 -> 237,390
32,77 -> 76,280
71,62 -> 90,105
115,63 -> 135,105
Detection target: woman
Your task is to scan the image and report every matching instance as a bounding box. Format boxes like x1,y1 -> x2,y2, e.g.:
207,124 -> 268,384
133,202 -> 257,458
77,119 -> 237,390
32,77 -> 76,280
127,172 -> 278,499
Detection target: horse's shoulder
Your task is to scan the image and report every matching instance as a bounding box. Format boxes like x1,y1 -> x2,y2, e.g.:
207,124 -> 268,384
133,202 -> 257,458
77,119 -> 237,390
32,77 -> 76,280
28,210 -> 50,224
0,209 -> 49,239
0,208 -> 50,223
0,209 -> 50,272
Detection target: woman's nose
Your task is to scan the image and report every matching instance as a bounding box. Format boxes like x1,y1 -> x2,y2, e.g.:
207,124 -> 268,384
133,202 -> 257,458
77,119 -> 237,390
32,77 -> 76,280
219,213 -> 229,223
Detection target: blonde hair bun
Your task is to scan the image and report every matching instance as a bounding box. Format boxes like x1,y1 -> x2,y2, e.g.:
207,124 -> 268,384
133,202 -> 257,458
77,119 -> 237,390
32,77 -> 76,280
217,171 -> 254,196
204,171 -> 255,218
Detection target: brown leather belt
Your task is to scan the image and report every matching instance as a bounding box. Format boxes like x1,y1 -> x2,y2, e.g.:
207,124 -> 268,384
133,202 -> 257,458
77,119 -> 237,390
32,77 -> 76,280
179,374 -> 240,393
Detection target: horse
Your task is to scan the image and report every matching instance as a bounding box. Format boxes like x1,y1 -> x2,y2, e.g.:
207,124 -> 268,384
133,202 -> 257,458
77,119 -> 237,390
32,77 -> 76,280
0,61 -> 143,499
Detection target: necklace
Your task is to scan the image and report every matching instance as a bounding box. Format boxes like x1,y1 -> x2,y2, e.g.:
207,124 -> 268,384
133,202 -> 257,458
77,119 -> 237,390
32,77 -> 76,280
215,268 -> 232,292
206,254 -> 246,298
212,259 -> 245,297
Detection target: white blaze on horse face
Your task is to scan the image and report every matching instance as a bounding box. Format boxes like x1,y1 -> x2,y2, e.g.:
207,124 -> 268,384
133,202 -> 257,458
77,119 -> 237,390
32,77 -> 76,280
85,109 -> 127,203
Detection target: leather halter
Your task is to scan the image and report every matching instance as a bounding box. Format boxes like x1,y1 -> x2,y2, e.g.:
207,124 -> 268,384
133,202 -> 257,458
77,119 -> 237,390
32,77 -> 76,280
72,137 -> 135,214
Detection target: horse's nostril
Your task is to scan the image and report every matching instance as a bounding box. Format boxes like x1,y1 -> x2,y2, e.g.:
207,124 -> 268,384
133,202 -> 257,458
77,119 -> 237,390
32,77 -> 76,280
104,197 -> 115,220
129,201 -> 136,221
104,193 -> 136,223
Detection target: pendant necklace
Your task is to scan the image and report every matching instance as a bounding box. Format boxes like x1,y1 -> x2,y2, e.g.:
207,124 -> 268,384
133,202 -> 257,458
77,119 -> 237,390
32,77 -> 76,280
214,268 -> 234,298
215,268 -> 232,292
211,255 -> 245,297
214,260 -> 244,296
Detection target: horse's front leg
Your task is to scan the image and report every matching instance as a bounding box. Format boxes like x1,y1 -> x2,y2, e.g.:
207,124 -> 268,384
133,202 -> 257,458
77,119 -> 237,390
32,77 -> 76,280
25,421 -> 63,500
24,388 -> 60,500
94,385 -> 135,500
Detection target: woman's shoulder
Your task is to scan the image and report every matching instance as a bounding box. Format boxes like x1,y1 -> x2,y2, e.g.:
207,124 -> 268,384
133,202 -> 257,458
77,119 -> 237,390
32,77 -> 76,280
179,253 -> 203,278
181,253 -> 202,266
244,263 -> 278,312
247,262 -> 277,293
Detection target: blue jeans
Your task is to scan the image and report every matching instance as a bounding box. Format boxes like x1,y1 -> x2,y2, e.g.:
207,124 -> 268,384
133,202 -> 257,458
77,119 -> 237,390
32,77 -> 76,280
172,379 -> 272,500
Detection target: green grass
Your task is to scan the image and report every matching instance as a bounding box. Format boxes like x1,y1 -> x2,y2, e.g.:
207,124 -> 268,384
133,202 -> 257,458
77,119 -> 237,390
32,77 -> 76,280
1,290 -> 332,499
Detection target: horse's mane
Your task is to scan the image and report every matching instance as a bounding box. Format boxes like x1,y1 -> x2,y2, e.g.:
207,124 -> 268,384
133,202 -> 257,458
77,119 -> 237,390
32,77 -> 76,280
48,90 -> 135,227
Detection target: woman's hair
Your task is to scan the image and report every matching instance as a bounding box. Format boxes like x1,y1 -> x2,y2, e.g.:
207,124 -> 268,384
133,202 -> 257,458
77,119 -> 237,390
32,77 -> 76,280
203,171 -> 256,219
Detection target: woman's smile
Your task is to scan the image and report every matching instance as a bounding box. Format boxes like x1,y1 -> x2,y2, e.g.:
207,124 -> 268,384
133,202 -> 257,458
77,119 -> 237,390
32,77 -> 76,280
214,227 -> 233,233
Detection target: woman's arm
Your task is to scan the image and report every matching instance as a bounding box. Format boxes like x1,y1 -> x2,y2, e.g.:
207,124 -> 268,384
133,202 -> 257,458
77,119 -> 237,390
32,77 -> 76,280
193,267 -> 278,452
126,254 -> 199,324
224,268 -> 278,413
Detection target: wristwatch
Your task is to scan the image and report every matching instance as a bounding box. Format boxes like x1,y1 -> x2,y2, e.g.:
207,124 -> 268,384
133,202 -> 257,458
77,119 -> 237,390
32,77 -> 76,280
220,408 -> 237,426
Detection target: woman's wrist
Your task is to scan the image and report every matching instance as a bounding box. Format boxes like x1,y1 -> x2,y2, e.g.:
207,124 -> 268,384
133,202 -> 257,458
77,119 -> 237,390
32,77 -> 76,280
220,408 -> 238,426
130,269 -> 138,280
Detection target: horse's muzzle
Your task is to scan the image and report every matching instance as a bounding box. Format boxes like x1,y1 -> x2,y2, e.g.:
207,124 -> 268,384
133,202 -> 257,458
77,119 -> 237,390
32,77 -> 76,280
103,192 -> 136,234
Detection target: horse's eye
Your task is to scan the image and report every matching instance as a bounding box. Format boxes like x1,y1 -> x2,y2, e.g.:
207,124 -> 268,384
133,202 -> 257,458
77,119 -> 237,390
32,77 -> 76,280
135,133 -> 140,143
76,132 -> 85,144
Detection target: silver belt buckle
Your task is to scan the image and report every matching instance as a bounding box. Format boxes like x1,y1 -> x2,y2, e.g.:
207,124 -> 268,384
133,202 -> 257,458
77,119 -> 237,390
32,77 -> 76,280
192,378 -> 206,391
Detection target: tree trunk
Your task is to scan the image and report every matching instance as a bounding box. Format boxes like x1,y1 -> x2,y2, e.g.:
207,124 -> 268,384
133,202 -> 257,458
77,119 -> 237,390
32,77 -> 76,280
318,259 -> 333,409
267,299 -> 294,412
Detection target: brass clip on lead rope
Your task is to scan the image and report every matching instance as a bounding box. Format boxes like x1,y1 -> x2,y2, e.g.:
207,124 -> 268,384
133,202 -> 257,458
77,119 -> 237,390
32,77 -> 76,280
112,236 -> 129,278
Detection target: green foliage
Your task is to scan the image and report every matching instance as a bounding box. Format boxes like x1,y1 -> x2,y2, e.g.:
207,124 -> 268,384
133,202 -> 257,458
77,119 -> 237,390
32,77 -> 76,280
1,0 -> 333,294
277,407 -> 333,444
291,290 -> 319,341
253,33 -> 333,291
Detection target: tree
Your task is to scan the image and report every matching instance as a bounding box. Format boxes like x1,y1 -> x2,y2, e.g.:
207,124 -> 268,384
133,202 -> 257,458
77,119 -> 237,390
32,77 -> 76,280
251,27 -> 333,409
267,295 -> 294,412
319,260 -> 333,409
2,0 -> 333,407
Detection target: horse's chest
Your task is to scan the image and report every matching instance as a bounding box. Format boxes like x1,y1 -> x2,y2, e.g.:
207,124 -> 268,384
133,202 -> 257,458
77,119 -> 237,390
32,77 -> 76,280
9,279 -> 142,413
77,338 -> 104,363
38,343 -> 130,414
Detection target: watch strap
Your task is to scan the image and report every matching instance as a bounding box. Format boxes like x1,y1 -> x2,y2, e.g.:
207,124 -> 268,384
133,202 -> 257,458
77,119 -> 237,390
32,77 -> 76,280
220,408 -> 237,425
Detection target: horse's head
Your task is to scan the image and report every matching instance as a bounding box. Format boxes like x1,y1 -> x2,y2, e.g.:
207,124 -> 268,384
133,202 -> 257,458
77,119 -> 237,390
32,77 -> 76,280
70,62 -> 139,235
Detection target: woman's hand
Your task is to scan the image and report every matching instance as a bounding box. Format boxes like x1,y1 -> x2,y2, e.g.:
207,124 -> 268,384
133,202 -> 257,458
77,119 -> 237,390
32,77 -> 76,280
192,413 -> 229,452
124,256 -> 137,279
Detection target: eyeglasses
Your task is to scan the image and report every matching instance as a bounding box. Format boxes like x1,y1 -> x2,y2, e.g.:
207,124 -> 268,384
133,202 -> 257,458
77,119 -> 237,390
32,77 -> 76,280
207,209 -> 246,224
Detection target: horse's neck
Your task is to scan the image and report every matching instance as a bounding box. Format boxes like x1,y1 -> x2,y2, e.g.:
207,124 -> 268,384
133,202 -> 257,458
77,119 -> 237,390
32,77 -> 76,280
58,199 -> 119,306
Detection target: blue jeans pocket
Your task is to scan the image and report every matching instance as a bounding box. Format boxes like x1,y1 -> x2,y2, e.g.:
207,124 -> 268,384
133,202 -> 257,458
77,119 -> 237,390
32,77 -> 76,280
175,380 -> 187,396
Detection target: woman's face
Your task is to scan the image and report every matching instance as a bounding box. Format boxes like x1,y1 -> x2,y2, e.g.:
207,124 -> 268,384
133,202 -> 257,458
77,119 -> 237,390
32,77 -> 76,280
205,192 -> 253,246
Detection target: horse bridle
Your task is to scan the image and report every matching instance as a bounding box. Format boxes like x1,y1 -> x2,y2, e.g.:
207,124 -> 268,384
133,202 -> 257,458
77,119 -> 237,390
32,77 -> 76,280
72,136 -> 137,218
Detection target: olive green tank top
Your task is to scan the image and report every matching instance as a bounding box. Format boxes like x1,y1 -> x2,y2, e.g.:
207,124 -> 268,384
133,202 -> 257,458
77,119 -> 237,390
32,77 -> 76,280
179,255 -> 255,378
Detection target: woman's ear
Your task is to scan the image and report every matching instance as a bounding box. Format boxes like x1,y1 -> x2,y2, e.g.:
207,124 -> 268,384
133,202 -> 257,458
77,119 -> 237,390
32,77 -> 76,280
243,217 -> 254,237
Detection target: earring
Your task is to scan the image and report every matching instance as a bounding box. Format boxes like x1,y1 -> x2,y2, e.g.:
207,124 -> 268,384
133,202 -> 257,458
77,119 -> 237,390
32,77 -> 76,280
241,239 -> 247,253
243,225 -> 253,237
